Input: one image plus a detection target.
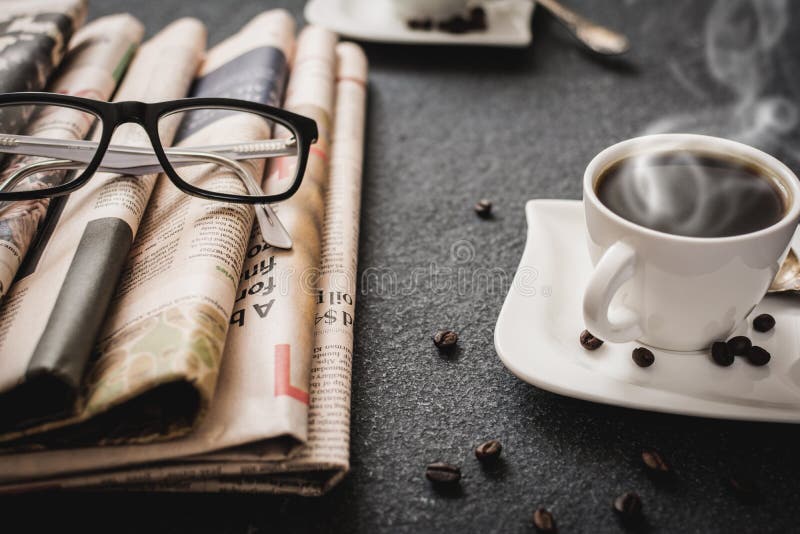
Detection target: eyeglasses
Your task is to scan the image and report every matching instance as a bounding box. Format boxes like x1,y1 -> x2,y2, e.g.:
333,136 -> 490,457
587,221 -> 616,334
0,92 -> 319,248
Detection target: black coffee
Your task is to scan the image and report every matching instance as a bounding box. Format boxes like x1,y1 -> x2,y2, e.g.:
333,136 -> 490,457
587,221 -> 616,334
596,151 -> 785,238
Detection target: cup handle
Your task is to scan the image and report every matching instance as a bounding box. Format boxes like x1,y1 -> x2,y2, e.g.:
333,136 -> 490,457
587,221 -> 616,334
582,241 -> 643,343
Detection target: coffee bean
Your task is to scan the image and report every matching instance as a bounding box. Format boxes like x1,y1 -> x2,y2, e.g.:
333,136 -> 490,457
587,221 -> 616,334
469,7 -> 488,30
474,439 -> 502,462
728,475 -> 760,503
753,313 -> 775,333
612,491 -> 642,519
727,336 -> 752,356
474,199 -> 492,218
532,507 -> 557,533
438,15 -> 471,34
580,329 -> 603,350
711,341 -> 734,366
641,448 -> 670,473
407,18 -> 433,30
632,347 -> 655,367
425,462 -> 461,484
745,345 -> 771,366
433,329 -> 458,350
438,8 -> 489,34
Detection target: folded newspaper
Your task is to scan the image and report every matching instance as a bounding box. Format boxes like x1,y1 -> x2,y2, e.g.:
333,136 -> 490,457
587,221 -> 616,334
0,7 -> 368,496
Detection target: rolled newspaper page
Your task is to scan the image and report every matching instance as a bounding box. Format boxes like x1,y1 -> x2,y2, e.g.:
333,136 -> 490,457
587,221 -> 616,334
76,9 -> 295,444
0,0 -> 88,295
285,41 -> 369,488
0,13 -> 145,431
0,0 -> 87,95
0,13 -> 142,299
194,24 -> 339,459
0,18 -> 206,442
0,40 -> 369,497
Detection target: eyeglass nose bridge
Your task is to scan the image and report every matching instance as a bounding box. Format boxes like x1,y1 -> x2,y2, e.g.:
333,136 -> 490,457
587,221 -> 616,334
113,101 -> 150,125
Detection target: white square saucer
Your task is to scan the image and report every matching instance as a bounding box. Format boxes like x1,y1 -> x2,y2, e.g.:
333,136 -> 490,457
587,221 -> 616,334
494,199 -> 800,423
304,0 -> 535,47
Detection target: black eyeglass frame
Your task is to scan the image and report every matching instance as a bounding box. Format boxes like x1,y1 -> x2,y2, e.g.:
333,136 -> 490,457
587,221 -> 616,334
0,92 -> 319,204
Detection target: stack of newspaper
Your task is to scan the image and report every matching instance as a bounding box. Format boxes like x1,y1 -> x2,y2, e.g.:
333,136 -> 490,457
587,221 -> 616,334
0,0 -> 368,496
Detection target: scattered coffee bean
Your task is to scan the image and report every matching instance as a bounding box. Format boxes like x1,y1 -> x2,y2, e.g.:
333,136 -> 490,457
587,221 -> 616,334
433,329 -> 458,350
438,15 -> 470,33
437,7 -> 488,33
532,507 -> 557,533
474,199 -> 493,218
408,7 -> 488,34
474,439 -> 502,462
407,18 -> 433,30
711,341 -> 734,367
753,313 -> 775,333
425,462 -> 461,484
641,448 -> 670,474
728,475 -> 760,503
745,345 -> 771,366
469,7 -> 488,29
612,491 -> 643,520
727,336 -> 752,356
580,329 -> 603,350
632,347 -> 655,367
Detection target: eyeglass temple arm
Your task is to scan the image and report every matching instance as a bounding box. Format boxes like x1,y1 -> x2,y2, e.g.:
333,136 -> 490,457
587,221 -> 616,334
177,149 -> 293,250
0,134 -> 297,175
0,152 -> 293,250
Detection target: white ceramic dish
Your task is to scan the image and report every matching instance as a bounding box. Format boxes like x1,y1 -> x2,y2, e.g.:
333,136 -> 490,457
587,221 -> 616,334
304,0 -> 536,47
494,199 -> 800,423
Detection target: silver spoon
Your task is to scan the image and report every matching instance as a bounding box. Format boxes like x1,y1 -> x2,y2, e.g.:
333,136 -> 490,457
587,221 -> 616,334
536,0 -> 630,56
769,248 -> 800,292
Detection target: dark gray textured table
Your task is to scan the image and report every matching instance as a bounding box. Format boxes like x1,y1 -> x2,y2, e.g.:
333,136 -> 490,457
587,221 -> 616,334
11,1 -> 800,532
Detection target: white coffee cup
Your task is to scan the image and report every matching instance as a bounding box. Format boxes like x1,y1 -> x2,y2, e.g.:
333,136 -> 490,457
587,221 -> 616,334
391,0 -> 471,20
582,134 -> 800,352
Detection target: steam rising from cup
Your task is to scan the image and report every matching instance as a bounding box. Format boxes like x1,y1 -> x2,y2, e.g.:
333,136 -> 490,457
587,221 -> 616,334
611,0 -> 796,237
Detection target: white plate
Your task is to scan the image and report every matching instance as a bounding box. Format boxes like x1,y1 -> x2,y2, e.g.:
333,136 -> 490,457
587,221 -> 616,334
304,0 -> 535,47
494,199 -> 800,423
